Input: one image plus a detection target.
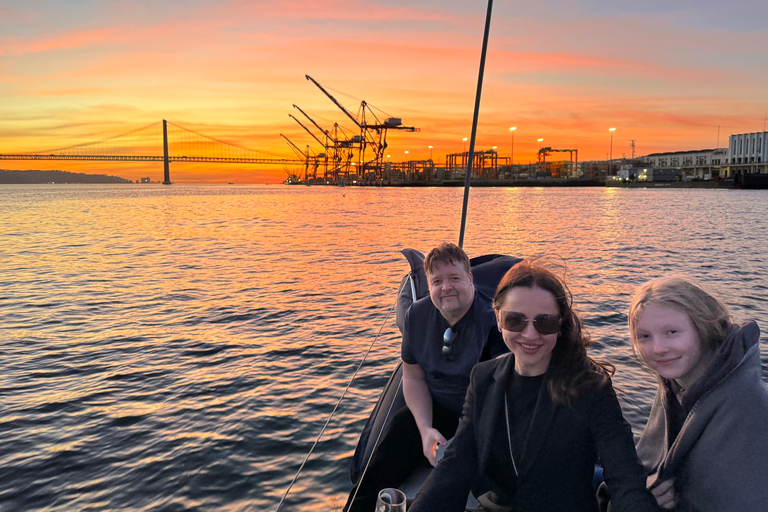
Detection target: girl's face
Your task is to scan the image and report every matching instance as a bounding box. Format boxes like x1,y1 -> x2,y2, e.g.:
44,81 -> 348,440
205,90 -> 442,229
496,286 -> 560,376
634,303 -> 709,389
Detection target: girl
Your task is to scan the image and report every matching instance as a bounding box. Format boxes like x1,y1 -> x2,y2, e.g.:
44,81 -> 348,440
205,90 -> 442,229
629,277 -> 768,511
409,260 -> 659,512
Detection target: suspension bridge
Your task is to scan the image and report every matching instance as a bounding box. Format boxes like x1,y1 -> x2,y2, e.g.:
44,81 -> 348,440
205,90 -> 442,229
1,76 -> 422,185
0,120 -> 304,184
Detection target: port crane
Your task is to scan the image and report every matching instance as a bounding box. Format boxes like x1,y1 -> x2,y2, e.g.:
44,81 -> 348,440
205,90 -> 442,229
304,75 -> 419,182
290,104 -> 356,184
537,147 -> 579,178
280,134 -> 322,183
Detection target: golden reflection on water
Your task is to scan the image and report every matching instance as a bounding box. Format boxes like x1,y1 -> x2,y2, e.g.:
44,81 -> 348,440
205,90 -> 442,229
597,187 -> 624,244
1,185 -> 766,511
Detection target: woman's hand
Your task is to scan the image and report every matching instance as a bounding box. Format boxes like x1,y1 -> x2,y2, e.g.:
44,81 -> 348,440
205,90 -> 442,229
648,476 -> 677,509
420,427 -> 448,466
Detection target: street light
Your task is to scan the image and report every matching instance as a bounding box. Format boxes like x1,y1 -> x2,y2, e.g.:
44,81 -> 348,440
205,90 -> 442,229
537,138 -> 544,151
428,145 -> 433,161
609,128 -> 616,174
509,126 -> 517,165
405,150 -> 409,161
463,137 -> 468,153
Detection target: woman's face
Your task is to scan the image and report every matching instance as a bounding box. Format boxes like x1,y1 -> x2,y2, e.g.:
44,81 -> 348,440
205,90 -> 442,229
496,286 -> 560,376
634,303 -> 708,389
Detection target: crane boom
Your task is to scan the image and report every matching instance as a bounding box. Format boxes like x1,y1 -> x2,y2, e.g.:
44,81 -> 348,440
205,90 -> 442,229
280,134 -> 307,158
293,105 -> 332,140
289,114 -> 326,148
305,75 -> 361,128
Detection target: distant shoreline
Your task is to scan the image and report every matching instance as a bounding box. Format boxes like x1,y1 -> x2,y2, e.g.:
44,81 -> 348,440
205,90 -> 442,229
0,169 -> 131,184
288,177 -> 766,189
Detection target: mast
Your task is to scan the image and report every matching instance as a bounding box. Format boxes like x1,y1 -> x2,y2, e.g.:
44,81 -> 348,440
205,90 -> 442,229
458,0 -> 494,249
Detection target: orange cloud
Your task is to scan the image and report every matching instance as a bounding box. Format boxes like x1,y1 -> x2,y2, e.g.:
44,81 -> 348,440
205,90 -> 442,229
1,1 -> 766,182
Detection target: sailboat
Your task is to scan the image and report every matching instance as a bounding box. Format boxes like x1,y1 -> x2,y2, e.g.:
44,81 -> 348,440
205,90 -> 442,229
271,1 -> 608,510
349,250 -> 521,508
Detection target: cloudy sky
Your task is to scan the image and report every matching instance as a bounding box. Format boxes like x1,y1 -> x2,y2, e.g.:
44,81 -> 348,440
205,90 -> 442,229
1,0 -> 766,182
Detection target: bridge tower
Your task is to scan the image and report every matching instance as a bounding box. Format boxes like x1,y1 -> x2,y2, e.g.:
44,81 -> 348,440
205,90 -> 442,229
162,120 -> 172,184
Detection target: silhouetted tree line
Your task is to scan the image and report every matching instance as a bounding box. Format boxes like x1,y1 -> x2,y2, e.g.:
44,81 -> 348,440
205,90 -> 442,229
0,169 -> 132,184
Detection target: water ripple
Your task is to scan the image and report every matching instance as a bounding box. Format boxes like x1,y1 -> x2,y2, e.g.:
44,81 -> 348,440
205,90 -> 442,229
0,184 -> 766,511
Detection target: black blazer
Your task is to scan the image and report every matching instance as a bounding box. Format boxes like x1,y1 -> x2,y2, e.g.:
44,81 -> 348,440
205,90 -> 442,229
409,354 -> 660,512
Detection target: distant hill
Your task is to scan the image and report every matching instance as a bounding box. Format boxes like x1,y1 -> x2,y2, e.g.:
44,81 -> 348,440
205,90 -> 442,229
0,169 -> 132,184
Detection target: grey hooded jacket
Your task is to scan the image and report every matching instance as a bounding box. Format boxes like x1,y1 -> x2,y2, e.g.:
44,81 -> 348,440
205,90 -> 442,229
636,321 -> 768,512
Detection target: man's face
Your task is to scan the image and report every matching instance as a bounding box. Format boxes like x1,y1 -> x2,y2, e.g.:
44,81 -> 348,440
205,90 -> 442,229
427,260 -> 474,322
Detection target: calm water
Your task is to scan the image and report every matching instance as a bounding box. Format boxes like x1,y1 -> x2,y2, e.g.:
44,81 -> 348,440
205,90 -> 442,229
1,184 -> 766,511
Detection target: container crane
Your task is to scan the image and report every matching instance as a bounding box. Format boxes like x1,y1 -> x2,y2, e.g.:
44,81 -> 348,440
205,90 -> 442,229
280,134 -> 320,183
537,147 -> 579,178
304,75 -> 419,182
291,105 -> 355,183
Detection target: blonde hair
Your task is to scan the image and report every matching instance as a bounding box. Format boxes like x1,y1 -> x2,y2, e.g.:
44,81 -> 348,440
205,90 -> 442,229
628,277 -> 731,357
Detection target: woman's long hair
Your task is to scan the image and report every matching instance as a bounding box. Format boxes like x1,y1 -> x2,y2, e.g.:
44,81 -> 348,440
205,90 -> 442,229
493,259 -> 613,406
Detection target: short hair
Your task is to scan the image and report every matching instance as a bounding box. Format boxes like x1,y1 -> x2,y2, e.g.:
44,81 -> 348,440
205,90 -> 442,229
424,243 -> 470,276
628,277 -> 731,354
493,259 -> 611,405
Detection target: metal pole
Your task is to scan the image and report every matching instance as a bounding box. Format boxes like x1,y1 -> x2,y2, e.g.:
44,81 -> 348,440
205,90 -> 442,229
608,127 -> 616,176
458,0 -> 494,249
609,131 -> 613,175
509,126 -> 516,167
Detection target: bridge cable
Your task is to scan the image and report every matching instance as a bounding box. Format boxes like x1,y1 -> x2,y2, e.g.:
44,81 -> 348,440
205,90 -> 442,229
26,121 -> 162,155
167,121 -> 282,157
273,275 -> 409,512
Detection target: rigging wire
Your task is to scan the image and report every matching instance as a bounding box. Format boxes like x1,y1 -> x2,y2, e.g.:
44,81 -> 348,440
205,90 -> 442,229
345,371 -> 404,508
273,276 -> 409,512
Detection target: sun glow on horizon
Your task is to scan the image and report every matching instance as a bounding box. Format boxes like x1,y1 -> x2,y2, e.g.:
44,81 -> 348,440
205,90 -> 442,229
1,0 -> 766,182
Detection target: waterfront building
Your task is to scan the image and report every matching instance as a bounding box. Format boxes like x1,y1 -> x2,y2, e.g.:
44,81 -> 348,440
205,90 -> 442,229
729,131 -> 768,174
646,148 -> 728,180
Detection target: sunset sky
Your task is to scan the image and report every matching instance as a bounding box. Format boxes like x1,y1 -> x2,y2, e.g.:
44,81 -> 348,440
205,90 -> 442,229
1,0 -> 767,183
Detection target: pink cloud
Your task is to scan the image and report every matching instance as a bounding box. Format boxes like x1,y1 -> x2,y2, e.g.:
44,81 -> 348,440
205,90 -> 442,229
210,0 -> 454,23
0,28 -> 117,57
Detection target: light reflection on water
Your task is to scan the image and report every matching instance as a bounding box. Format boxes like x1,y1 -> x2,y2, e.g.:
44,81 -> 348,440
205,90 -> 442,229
1,184 -> 766,511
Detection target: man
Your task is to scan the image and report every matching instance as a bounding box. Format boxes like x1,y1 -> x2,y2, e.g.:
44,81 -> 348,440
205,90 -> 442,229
344,243 -> 507,512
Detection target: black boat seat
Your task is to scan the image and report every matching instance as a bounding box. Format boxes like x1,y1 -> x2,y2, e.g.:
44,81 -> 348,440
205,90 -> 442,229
398,437 -> 480,511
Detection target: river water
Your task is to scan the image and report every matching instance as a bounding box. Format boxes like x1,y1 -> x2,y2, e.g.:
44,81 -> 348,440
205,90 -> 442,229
1,184 -> 766,511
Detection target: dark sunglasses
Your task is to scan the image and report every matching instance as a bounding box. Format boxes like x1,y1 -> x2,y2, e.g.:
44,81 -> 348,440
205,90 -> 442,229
498,311 -> 562,335
442,327 -> 457,361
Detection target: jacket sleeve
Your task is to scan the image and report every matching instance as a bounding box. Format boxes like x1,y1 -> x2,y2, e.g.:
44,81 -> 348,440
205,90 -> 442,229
408,366 -> 482,512
590,381 -> 661,512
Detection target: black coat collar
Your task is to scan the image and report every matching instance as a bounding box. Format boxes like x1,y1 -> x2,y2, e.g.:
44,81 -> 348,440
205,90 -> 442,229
482,355 -> 560,477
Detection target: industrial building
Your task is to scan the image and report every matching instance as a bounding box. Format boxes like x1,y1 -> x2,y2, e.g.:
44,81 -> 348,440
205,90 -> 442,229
646,148 -> 728,180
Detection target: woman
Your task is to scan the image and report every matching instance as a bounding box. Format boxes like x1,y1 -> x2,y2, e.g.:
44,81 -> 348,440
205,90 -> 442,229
628,277 -> 768,511
409,260 -> 659,512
